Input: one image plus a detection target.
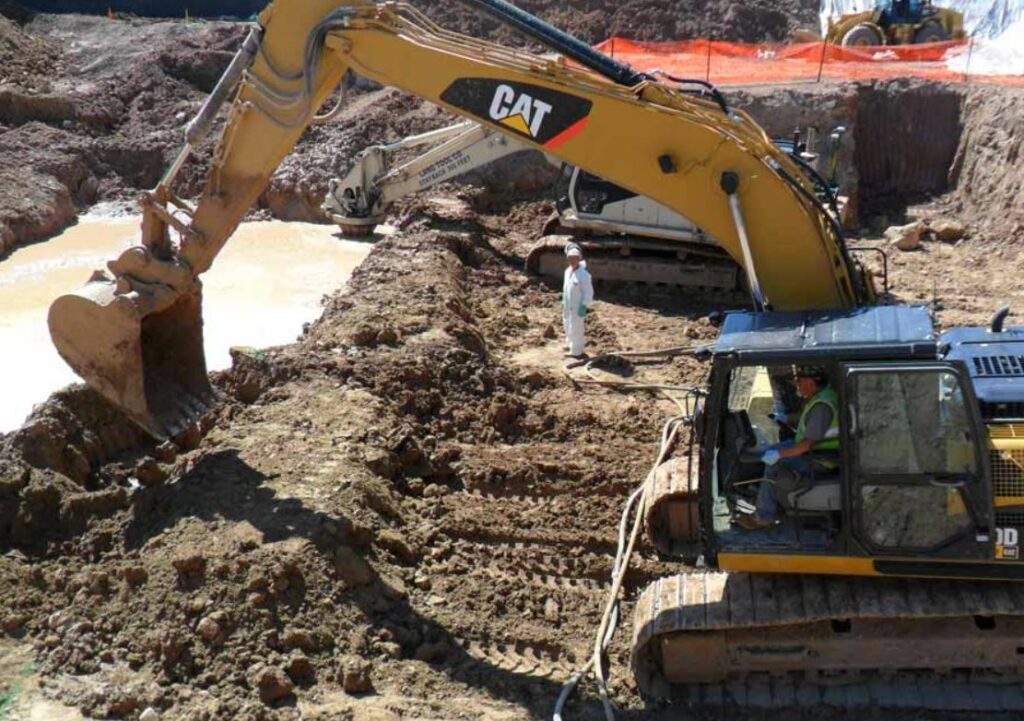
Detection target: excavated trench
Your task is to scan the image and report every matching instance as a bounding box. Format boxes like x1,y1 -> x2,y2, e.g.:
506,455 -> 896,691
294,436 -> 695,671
853,81 -> 964,220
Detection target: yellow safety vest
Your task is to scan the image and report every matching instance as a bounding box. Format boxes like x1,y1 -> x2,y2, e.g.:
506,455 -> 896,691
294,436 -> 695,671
796,386 -> 840,452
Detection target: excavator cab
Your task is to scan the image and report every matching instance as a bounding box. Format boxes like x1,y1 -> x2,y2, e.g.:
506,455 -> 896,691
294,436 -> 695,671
630,311 -> 1024,704
632,307 -> 1024,699
704,306 -> 994,568
647,305 -> 1001,569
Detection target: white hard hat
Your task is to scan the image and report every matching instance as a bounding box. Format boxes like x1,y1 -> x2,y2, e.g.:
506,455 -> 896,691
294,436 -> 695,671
565,243 -> 582,257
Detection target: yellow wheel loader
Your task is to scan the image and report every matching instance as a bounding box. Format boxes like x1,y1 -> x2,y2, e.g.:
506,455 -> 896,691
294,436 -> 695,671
46,0 -> 1024,710
827,0 -> 966,46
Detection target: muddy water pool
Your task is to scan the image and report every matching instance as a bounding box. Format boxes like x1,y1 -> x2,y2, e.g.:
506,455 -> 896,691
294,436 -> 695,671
0,216 -> 370,432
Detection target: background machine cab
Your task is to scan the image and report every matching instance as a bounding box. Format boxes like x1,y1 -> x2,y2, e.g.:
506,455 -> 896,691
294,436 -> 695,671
693,305 -> 1015,577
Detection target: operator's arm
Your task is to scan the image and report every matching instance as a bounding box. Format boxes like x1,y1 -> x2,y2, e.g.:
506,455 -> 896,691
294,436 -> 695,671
778,405 -> 833,459
779,438 -> 815,459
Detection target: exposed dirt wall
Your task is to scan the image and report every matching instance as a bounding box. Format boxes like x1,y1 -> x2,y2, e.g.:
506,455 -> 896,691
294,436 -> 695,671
949,83 -> 1024,237
854,80 -> 964,218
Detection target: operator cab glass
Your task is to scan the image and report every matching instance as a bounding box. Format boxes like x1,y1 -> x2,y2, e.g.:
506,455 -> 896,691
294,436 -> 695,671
707,359 -> 989,560
702,307 -> 997,571
710,363 -> 843,553
846,364 -> 985,554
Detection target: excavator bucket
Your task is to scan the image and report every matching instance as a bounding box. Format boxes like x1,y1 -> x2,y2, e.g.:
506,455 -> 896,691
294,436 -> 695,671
48,273 -> 215,439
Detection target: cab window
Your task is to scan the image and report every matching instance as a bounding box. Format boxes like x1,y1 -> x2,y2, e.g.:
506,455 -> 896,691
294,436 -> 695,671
855,369 -> 977,476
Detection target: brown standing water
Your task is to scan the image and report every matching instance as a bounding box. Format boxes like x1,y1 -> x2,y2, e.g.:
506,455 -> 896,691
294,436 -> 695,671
0,216 -> 370,432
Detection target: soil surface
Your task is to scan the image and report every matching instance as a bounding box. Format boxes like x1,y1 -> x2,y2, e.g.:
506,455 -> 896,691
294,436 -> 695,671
2,197 -> 1023,721
2,4 -> 1024,721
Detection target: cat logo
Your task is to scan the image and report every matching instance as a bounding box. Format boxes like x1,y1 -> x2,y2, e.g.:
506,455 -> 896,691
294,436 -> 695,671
488,84 -> 552,138
440,78 -> 593,149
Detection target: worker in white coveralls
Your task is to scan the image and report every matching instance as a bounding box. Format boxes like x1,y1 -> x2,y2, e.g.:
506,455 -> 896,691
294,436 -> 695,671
562,243 -> 594,358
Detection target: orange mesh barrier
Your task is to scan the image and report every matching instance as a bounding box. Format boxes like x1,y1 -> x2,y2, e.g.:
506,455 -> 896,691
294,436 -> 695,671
594,37 -> 1024,87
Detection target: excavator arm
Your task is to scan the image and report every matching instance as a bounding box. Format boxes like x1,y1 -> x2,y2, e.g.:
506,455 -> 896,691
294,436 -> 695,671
49,0 -> 865,438
322,120 -> 532,234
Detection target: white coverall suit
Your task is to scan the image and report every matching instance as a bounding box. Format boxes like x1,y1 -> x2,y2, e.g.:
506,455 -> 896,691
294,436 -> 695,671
562,261 -> 594,356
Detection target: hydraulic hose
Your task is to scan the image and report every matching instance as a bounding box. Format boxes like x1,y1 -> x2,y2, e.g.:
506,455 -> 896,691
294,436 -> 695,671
555,343 -> 704,720
186,26 -> 262,146
454,0 -> 645,87
564,345 -> 710,412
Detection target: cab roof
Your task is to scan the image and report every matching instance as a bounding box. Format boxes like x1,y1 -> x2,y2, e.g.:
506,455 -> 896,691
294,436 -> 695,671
713,306 -> 938,362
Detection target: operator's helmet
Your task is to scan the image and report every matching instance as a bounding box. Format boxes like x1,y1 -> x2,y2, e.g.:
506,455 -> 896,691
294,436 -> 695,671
794,364 -> 829,386
565,242 -> 583,258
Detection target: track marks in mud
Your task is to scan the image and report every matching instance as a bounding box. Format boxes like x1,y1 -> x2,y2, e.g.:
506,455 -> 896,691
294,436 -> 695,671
453,637 -> 581,680
426,538 -> 611,594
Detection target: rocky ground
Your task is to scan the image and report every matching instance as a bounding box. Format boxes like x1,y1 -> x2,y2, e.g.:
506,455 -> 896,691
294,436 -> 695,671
2,4 -> 1024,721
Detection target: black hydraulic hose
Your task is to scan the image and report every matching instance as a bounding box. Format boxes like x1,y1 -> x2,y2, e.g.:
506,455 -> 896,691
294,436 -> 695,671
454,0 -> 646,87
771,160 -> 865,306
655,74 -> 730,115
786,150 -> 840,219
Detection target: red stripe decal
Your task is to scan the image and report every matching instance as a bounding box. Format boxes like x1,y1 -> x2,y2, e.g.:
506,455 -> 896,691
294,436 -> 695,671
543,116 -> 589,150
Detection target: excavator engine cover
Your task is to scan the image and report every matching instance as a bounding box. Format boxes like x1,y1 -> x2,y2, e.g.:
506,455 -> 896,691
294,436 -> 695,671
48,272 -> 215,439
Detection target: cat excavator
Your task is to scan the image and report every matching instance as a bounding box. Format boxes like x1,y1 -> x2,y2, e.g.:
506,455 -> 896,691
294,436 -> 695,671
46,0 -> 1024,710
320,119 -> 737,292
321,119 -> 843,295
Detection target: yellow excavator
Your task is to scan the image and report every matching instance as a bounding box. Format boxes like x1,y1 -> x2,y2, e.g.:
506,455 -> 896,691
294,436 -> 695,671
47,0 -> 1024,710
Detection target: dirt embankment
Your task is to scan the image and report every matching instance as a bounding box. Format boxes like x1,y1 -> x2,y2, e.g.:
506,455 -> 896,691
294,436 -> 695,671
949,83 -> 1024,238
0,11 -> 244,255
731,78 -> 1024,236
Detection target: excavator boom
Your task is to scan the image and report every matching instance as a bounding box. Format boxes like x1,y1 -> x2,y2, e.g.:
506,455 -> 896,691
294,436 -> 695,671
48,0 -> 862,435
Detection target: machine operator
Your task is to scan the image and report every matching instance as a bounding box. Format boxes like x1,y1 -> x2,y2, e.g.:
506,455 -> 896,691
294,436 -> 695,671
737,365 -> 839,530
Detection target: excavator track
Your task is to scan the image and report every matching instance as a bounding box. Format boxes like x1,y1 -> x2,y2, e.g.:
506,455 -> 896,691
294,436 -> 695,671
631,571 -> 1024,710
525,236 -> 746,300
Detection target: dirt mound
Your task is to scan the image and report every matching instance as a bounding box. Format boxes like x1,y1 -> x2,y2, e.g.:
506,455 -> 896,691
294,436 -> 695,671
0,12 -> 60,89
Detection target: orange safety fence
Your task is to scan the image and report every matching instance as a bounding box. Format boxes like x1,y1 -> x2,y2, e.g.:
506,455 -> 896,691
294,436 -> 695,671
594,37 -> 1024,87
